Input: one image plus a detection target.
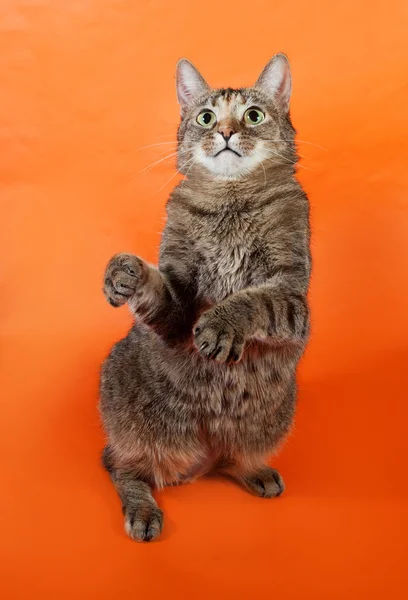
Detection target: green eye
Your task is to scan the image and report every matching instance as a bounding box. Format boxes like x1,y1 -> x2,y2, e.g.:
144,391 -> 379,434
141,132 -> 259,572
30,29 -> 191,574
197,111 -> 216,128
244,108 -> 265,125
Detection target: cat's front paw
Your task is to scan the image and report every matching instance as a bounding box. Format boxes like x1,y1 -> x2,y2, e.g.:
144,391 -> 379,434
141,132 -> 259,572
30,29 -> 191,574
124,503 -> 164,542
103,253 -> 147,307
193,307 -> 245,363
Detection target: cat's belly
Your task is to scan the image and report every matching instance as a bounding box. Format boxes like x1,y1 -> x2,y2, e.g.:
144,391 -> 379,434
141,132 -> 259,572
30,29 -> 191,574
102,326 -> 298,487
163,345 -> 297,454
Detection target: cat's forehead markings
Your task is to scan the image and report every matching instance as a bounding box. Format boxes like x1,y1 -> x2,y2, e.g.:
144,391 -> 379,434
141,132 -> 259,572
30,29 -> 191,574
210,89 -> 247,107
214,98 -> 232,120
207,91 -> 248,120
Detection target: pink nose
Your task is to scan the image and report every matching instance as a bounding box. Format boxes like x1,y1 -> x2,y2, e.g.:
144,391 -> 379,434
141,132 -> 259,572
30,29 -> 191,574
218,126 -> 235,141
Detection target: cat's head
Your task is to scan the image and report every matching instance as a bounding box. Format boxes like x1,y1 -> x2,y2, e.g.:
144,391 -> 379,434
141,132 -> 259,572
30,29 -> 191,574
176,54 -> 297,181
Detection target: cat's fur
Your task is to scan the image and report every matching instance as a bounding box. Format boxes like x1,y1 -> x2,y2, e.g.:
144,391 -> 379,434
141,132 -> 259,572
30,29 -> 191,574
99,54 -> 311,542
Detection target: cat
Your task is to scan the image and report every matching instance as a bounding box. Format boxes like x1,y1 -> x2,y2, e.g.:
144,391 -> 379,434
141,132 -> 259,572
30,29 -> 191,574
99,53 -> 311,542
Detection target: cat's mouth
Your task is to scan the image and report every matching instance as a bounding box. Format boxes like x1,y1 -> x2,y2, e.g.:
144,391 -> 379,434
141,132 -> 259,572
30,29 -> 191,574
214,147 -> 241,158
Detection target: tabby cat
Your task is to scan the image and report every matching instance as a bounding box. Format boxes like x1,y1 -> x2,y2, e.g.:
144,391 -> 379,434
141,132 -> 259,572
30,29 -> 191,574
100,54 -> 311,542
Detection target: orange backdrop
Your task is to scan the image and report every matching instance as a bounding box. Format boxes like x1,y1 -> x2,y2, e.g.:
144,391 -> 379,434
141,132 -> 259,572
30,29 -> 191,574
1,1 -> 407,598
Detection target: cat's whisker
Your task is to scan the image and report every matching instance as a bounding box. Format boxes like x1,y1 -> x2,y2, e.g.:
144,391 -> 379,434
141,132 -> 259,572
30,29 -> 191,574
295,139 -> 327,151
135,142 -> 178,152
265,143 -> 309,161
263,138 -> 328,151
180,162 -> 197,188
179,154 -> 198,173
129,145 -> 197,180
265,149 -> 315,171
264,153 -> 304,170
260,159 -> 267,191
255,150 -> 273,190
181,154 -> 200,188
296,151 -> 308,160
129,152 -> 178,179
152,145 -> 191,159
153,154 -> 197,194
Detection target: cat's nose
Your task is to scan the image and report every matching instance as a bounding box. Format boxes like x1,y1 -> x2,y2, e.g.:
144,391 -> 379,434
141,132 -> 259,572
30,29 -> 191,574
218,126 -> 235,142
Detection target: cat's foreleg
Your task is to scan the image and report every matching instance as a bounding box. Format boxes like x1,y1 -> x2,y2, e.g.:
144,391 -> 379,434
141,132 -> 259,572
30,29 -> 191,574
193,285 -> 309,363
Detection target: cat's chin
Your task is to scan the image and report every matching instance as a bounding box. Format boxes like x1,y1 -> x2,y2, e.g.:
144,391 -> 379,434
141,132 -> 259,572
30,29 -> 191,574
198,152 -> 261,181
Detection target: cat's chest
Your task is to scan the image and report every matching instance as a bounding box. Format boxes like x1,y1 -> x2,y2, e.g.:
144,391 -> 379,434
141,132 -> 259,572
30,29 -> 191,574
196,230 -> 255,301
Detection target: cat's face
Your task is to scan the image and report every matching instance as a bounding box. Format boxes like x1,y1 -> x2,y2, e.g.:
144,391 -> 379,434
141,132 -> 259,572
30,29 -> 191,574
176,55 -> 296,180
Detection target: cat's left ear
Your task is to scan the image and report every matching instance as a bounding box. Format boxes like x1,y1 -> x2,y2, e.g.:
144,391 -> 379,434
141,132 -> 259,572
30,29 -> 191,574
176,59 -> 210,113
255,53 -> 292,113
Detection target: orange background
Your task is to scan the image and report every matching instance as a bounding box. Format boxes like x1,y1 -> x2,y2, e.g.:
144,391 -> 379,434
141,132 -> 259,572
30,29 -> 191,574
1,1 -> 407,598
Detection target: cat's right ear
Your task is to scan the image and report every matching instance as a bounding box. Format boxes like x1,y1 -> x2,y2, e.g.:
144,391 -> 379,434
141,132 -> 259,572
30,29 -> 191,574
176,59 -> 210,113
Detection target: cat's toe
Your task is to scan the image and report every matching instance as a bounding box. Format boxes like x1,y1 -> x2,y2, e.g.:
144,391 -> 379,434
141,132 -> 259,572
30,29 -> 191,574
124,505 -> 164,542
244,467 -> 285,498
103,253 -> 146,307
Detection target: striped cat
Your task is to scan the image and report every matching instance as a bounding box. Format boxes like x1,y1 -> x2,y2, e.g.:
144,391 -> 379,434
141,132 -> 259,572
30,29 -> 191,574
100,54 -> 311,541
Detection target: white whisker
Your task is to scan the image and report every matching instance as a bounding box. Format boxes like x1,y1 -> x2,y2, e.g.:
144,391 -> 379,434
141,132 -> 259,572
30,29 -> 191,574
153,154 -> 197,194
263,142 -> 308,161
260,160 -> 267,190
152,145 -> 191,159
296,139 -> 327,151
263,138 -> 327,151
129,152 -> 178,178
181,153 -> 200,189
135,141 -> 178,152
264,149 -> 315,172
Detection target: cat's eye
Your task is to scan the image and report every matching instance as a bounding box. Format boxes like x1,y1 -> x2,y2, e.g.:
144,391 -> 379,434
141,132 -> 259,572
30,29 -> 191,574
196,110 -> 217,128
244,108 -> 265,125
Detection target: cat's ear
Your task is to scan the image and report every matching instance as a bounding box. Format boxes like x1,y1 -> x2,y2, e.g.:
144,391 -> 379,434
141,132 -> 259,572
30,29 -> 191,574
255,53 -> 292,112
176,59 -> 210,112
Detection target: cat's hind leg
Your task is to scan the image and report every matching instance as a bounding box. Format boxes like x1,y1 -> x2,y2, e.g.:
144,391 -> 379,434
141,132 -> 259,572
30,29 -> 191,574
102,445 -> 163,542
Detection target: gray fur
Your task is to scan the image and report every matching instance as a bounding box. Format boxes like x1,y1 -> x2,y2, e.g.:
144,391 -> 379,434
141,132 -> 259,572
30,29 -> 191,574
99,55 -> 311,542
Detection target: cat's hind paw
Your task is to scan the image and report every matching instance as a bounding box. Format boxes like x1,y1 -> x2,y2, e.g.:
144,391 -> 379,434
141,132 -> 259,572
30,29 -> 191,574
242,466 -> 285,498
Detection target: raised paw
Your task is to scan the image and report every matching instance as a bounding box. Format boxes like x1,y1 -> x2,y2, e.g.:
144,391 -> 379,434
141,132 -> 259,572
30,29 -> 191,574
124,503 -> 164,542
242,466 -> 285,499
103,253 -> 146,307
193,307 -> 245,363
